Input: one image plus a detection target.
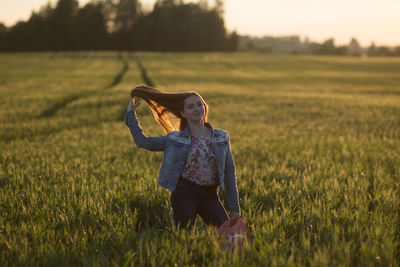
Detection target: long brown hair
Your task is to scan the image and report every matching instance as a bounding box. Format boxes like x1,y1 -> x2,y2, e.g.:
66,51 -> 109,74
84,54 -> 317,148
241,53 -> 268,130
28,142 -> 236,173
130,85 -> 209,133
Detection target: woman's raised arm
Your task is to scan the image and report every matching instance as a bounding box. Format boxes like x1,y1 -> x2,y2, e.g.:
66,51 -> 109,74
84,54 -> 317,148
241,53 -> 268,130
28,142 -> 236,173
126,98 -> 166,151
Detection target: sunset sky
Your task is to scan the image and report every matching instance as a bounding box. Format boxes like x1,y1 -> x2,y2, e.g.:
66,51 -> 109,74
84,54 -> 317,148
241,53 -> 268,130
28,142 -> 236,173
1,0 -> 399,46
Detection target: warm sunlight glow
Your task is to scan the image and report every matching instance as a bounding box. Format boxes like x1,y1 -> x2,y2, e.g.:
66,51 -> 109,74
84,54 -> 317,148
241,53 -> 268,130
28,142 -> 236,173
1,0 -> 399,46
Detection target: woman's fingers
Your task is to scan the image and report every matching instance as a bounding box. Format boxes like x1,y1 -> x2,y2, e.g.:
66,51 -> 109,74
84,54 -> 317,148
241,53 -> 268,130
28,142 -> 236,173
134,102 -> 141,110
130,99 -> 140,111
129,95 -> 140,111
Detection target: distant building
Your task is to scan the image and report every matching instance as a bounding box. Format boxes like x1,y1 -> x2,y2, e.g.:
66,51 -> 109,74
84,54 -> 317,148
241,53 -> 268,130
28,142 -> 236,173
239,35 -> 305,54
348,38 -> 364,56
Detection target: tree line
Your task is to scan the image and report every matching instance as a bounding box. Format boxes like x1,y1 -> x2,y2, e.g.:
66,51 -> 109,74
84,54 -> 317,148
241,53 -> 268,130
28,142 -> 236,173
240,36 -> 400,57
0,0 -> 238,52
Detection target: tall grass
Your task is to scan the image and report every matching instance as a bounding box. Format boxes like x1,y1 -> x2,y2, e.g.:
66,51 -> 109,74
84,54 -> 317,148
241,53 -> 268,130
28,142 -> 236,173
1,51 -> 399,266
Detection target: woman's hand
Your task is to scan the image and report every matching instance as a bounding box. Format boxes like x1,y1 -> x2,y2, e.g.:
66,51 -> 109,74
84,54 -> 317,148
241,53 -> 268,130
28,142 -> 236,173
127,97 -> 141,112
229,212 -> 240,226
132,98 -> 141,111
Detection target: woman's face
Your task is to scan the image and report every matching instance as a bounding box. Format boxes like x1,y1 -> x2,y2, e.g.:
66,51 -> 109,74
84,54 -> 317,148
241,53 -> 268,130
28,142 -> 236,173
180,95 -> 205,122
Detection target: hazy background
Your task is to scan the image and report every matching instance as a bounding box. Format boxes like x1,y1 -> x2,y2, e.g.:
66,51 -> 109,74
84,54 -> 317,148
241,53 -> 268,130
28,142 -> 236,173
1,1 -> 400,266
1,0 -> 400,46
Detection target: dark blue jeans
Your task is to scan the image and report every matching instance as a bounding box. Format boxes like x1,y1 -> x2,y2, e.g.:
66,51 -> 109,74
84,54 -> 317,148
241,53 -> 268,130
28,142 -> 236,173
170,177 -> 229,230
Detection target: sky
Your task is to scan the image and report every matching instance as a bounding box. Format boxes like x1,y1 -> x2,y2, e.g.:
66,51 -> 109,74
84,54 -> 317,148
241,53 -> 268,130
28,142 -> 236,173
1,0 -> 400,46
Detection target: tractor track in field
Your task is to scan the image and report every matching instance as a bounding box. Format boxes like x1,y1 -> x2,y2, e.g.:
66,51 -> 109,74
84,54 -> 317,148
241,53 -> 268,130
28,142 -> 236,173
38,55 -> 129,118
2,55 -> 129,143
3,55 -> 157,143
38,54 -> 155,121
114,58 -> 156,121
137,60 -> 155,87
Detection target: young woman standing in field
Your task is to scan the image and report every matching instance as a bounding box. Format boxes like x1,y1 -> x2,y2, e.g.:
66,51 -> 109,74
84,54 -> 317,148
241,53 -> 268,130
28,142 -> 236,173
126,85 -> 240,230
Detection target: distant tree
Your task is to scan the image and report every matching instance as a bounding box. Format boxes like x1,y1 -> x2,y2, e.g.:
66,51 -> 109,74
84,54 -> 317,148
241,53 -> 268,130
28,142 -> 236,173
367,43 -> 400,57
24,12 -> 49,50
320,38 -> 336,54
103,0 -> 140,50
114,0 -> 140,33
368,42 -> 377,56
203,8 -> 227,50
0,0 -> 111,51
132,0 -> 230,51
0,23 -> 6,31
6,21 -> 30,51
243,40 -> 256,51
214,0 -> 224,16
47,0 -> 79,50
0,0 -> 235,52
376,46 -> 391,56
227,30 -> 239,51
309,42 -> 321,54
198,0 -> 209,9
308,38 -> 350,55
3,3 -> 55,51
74,2 -> 109,50
0,23 -> 8,50
336,45 -> 348,55
395,46 -> 400,56
367,42 -> 396,56
348,37 -> 362,56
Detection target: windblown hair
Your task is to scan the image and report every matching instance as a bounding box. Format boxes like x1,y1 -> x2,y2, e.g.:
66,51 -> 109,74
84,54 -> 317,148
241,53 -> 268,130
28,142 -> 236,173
130,85 -> 209,133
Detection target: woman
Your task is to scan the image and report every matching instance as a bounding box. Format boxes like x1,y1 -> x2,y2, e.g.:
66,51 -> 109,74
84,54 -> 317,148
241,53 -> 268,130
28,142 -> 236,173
126,85 -> 240,230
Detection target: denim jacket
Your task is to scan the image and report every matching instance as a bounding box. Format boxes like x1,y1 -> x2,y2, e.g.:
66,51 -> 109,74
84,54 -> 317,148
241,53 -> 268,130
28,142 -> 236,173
126,110 -> 240,213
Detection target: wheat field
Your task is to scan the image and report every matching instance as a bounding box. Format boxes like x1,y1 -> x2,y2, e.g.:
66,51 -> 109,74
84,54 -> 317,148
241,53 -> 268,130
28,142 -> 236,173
1,52 -> 399,266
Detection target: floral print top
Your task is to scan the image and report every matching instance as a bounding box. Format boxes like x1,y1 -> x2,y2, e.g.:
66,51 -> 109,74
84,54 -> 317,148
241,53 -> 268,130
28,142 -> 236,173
181,134 -> 218,186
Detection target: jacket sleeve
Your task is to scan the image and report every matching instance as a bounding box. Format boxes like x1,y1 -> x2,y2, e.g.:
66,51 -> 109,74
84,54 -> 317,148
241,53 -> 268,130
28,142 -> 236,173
126,110 -> 166,151
223,134 -> 240,214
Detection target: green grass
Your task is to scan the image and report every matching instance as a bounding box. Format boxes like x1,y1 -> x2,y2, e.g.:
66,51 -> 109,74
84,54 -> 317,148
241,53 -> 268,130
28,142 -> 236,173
1,51 -> 399,266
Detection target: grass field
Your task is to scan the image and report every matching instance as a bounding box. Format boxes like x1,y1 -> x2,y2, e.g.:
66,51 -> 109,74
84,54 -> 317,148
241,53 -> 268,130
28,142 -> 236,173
1,51 -> 399,266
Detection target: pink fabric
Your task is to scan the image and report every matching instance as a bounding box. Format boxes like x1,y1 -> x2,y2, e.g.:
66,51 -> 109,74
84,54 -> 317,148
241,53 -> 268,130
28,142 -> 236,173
181,135 -> 218,186
217,218 -> 249,248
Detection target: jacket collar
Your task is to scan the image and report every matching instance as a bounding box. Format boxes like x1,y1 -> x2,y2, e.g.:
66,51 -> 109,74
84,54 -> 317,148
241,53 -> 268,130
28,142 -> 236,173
180,122 -> 218,138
